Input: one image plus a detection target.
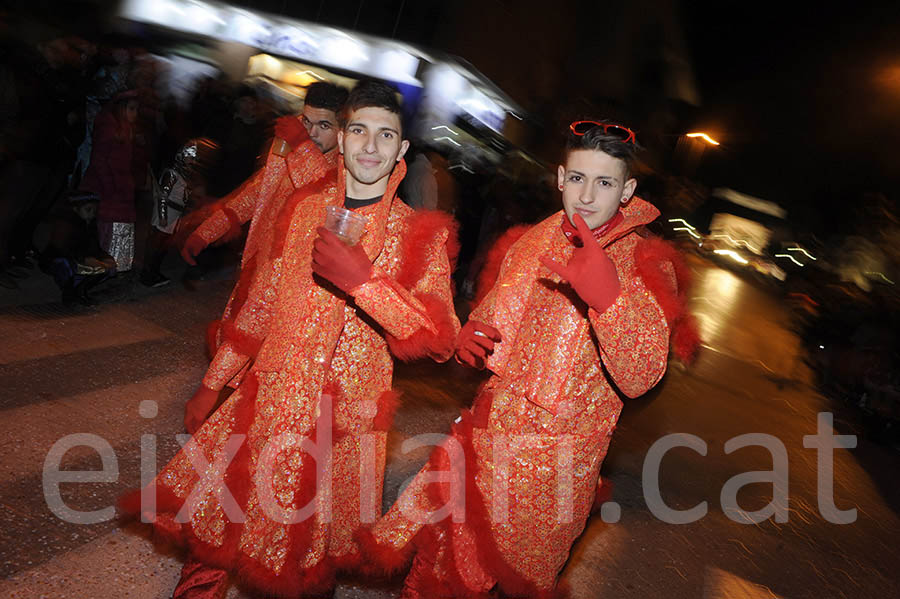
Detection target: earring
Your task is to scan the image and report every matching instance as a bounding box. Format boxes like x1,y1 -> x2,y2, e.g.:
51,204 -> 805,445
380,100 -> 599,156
558,184 -> 564,190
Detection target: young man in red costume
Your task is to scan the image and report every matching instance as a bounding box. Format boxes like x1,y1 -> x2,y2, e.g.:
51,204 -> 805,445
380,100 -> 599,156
359,121 -> 698,597
120,81 -> 460,598
179,81 -> 350,434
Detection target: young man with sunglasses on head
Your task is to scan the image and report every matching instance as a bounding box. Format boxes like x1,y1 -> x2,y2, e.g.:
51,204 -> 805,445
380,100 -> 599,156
359,121 -> 698,597
121,80 -> 460,598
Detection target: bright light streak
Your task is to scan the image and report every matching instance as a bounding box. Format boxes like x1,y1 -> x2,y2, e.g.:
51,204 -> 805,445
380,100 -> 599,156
433,136 -> 461,147
673,227 -> 701,239
686,132 -> 720,145
713,249 -> 749,265
430,125 -> 458,135
866,272 -> 895,284
711,233 -> 759,253
787,247 -> 817,261
668,218 -> 696,230
775,253 -> 804,267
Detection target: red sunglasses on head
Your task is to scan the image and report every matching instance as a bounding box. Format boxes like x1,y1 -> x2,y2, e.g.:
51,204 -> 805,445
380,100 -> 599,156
569,120 -> 636,144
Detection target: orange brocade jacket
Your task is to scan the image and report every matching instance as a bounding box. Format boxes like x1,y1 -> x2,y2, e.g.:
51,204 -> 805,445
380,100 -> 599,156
120,154 -> 461,597
362,198 -> 691,596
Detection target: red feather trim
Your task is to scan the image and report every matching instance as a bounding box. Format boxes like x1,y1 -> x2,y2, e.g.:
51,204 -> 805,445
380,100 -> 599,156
411,390 -> 570,598
372,390 -> 401,431
353,526 -> 415,577
395,209 -> 461,288
474,225 -> 531,305
117,373 -> 357,597
672,312 -> 701,363
385,292 -> 457,362
633,237 -> 701,364
220,320 -> 264,358
591,476 -> 615,515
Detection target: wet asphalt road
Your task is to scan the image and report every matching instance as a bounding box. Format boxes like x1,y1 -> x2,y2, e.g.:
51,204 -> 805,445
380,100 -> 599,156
0,254 -> 897,598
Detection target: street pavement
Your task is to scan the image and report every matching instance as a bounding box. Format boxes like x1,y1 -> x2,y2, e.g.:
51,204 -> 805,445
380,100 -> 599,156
0,254 -> 897,598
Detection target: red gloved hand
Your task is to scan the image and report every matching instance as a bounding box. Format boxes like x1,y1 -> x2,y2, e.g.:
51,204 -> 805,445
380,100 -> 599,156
181,233 -> 207,266
455,320 -> 502,369
184,384 -> 219,434
274,115 -> 309,148
540,213 -> 621,312
311,227 -> 373,293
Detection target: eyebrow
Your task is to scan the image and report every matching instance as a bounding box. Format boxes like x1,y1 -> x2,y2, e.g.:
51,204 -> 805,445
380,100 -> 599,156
347,121 -> 399,135
567,169 -> 618,182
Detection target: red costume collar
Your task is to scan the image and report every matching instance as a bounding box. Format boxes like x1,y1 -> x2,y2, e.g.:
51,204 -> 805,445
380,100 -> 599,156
560,210 -> 624,246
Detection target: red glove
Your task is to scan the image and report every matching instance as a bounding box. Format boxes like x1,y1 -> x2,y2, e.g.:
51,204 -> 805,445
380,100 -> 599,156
184,384 -> 219,434
540,213 -> 621,312
455,320 -> 502,369
311,227 -> 373,293
181,233 -> 207,266
274,115 -> 309,148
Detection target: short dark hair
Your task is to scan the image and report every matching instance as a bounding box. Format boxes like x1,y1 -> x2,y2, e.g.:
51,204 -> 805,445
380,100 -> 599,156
343,79 -> 403,128
304,82 -> 349,113
565,121 -> 641,177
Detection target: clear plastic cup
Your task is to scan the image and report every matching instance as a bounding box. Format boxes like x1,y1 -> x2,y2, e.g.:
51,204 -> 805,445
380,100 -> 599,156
324,206 -> 369,245
271,137 -> 291,157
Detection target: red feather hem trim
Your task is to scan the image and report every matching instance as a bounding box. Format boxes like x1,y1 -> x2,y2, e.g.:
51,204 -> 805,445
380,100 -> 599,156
373,390 -> 401,432
385,292 -> 457,362
352,526 -> 415,578
117,373 -> 359,597
414,389 -> 570,598
474,225 -> 531,305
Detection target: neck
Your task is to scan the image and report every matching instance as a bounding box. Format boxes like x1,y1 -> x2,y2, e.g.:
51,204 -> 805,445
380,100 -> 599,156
344,173 -> 389,199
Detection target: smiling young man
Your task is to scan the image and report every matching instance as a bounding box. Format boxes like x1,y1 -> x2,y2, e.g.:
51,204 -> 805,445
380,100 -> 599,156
121,80 -> 460,598
359,121 -> 698,597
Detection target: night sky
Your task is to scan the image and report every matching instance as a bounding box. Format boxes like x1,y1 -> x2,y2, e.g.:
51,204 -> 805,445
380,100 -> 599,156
8,0 -> 900,235
681,1 -> 900,231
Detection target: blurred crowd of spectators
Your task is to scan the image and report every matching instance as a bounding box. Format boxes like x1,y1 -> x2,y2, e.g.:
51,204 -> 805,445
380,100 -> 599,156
0,30 -> 279,303
0,28 -> 562,306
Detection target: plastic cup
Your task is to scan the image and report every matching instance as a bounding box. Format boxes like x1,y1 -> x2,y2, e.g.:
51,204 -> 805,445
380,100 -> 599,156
271,137 -> 291,157
324,206 -> 369,245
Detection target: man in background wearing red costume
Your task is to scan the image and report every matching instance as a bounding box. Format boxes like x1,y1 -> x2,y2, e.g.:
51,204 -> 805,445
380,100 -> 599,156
120,80 -> 460,598
359,120 -> 699,598
179,81 -> 350,433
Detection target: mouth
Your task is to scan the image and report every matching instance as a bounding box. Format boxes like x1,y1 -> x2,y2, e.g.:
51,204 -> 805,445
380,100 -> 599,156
574,208 -> 595,217
356,157 -> 381,168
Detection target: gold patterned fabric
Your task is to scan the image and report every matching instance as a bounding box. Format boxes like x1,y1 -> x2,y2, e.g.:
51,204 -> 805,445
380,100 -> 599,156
367,199 -> 671,596
196,142 -> 339,391
122,157 -> 460,597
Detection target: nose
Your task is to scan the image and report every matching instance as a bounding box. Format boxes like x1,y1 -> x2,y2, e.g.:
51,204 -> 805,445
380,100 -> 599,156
362,133 -> 378,153
578,186 -> 595,205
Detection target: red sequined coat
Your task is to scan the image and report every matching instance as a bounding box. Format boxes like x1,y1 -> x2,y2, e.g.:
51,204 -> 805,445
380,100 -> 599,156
192,135 -> 339,391
121,158 -> 460,597
362,198 -> 675,597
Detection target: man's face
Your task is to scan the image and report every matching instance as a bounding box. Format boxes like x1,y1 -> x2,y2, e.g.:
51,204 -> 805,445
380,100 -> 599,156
558,149 -> 636,229
301,105 -> 339,153
338,106 -> 409,188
